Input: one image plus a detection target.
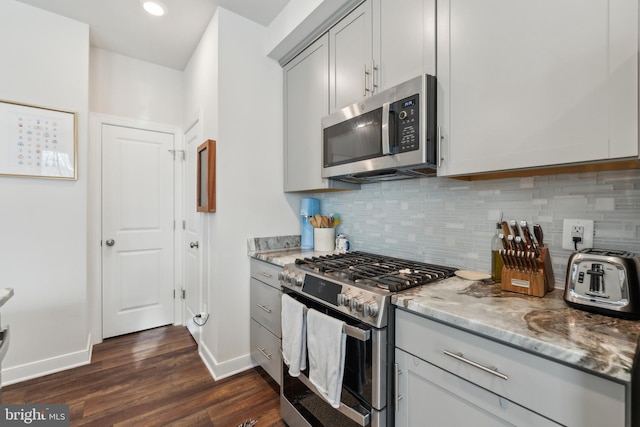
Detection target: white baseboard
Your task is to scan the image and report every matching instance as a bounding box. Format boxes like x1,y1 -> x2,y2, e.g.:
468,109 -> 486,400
2,334 -> 93,386
198,341 -> 254,381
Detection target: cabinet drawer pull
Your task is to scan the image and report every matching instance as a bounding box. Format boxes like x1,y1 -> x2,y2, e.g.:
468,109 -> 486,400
257,304 -> 272,314
443,350 -> 508,380
258,271 -> 273,279
258,347 -> 272,360
437,126 -> 443,168
394,363 -> 403,412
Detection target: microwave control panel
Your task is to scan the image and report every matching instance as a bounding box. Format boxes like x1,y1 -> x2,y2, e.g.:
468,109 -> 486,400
393,94 -> 419,153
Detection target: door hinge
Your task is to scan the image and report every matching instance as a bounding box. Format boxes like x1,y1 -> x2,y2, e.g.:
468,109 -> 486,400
182,220 -> 186,230
174,289 -> 186,299
168,149 -> 185,161
182,289 -> 186,299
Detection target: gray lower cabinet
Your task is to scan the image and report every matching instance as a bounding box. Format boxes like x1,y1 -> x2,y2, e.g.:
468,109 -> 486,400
249,259 -> 282,384
395,309 -> 627,427
395,348 -> 558,426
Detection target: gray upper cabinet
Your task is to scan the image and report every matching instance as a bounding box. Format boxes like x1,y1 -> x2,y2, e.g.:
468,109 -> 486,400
329,0 -> 434,113
329,0 -> 374,113
377,0 -> 435,90
283,34 -> 358,192
436,0 -> 639,177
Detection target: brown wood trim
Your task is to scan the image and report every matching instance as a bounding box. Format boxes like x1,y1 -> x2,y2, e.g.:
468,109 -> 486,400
197,139 -> 216,212
449,159 -> 640,181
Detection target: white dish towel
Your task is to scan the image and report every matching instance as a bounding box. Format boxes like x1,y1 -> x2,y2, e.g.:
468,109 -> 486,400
281,294 -> 307,377
307,308 -> 346,409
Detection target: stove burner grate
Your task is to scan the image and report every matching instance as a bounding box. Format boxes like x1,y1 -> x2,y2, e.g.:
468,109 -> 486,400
296,251 -> 457,292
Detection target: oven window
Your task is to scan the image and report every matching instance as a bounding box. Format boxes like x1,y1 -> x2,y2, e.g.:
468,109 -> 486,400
284,375 -> 368,427
324,108 -> 383,167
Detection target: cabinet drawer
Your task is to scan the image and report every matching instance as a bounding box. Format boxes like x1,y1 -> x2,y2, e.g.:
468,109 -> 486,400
250,259 -> 282,289
250,278 -> 282,338
396,309 -> 626,427
395,348 -> 559,426
250,319 -> 282,385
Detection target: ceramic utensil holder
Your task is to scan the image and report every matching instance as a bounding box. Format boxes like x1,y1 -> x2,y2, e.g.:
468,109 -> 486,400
314,228 -> 335,252
501,246 -> 555,297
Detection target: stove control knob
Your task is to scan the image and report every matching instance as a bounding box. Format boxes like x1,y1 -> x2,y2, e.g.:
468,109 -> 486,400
363,301 -> 379,318
293,274 -> 304,287
337,292 -> 352,306
278,270 -> 287,282
350,297 -> 364,313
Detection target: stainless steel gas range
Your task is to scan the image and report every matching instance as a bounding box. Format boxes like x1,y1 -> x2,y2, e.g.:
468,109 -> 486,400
279,251 -> 456,427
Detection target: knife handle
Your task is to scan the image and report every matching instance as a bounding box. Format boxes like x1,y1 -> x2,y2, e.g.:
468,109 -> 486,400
508,220 -> 520,239
533,224 -> 544,247
501,221 -> 511,238
499,233 -> 509,250
519,220 -> 533,247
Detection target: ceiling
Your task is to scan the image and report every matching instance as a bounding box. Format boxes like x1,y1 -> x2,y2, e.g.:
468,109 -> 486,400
15,0 -> 292,70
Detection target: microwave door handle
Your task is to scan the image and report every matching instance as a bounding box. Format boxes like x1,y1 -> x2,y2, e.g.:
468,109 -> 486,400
381,102 -> 391,155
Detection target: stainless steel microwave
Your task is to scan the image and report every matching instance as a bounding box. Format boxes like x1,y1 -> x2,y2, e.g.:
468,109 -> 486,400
321,74 -> 437,183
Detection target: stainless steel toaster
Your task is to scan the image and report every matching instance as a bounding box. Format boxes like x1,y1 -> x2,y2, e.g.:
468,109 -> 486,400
564,248 -> 640,318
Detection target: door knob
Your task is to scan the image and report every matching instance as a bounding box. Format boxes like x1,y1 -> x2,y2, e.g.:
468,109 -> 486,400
190,241 -> 199,248
105,239 -> 115,247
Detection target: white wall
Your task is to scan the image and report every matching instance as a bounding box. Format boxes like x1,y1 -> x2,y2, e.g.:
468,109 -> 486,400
183,8 -> 302,379
0,0 -> 90,384
87,48 -> 184,343
89,48 -> 183,125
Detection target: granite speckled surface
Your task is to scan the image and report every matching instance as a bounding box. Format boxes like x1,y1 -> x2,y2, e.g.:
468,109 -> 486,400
392,278 -> 640,383
247,240 -> 639,384
247,235 -> 343,267
0,288 -> 14,308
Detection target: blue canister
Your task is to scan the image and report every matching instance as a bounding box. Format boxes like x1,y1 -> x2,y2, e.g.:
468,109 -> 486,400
300,198 -> 319,249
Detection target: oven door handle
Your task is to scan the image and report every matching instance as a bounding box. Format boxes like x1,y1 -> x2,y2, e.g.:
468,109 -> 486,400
344,324 -> 370,342
293,371 -> 371,426
300,306 -> 371,342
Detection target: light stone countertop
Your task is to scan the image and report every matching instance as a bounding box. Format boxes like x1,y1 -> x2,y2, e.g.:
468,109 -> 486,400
392,277 -> 640,384
0,288 -> 14,309
247,239 -> 640,384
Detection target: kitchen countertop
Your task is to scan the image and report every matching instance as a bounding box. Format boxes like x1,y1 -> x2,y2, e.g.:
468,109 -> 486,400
247,240 -> 640,384
0,288 -> 14,309
393,278 -> 640,384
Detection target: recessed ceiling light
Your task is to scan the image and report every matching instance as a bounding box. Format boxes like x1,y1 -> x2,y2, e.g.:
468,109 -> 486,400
141,0 -> 167,17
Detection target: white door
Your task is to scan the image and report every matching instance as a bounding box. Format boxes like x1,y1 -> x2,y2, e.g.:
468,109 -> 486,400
102,124 -> 175,338
183,120 -> 203,339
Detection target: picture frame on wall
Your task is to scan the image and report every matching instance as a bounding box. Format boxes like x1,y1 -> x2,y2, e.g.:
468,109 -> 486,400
0,99 -> 77,180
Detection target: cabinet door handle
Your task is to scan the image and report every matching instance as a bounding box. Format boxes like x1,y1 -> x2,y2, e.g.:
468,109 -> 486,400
371,60 -> 378,94
258,271 -> 273,279
443,350 -> 508,380
257,304 -> 272,314
258,347 -> 272,360
437,126 -> 443,168
394,362 -> 404,412
364,64 -> 371,96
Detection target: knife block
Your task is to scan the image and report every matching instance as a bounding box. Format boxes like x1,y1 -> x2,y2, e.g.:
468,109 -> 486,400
501,246 -> 554,297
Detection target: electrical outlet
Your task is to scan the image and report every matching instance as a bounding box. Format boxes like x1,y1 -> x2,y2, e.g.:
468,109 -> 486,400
562,219 -> 594,250
571,225 -> 584,238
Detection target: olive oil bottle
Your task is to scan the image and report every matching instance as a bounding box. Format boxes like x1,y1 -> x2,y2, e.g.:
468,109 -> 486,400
491,222 -> 503,282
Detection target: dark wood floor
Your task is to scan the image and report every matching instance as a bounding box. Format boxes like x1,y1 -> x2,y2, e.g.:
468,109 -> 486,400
4,326 -> 286,427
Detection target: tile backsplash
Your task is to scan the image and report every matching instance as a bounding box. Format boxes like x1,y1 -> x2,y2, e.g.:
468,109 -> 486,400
316,169 -> 640,288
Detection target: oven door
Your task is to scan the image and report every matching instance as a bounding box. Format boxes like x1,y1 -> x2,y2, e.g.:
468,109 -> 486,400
281,291 -> 387,427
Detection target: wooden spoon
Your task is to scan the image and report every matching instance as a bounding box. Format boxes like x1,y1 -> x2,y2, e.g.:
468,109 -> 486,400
309,217 -> 317,227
